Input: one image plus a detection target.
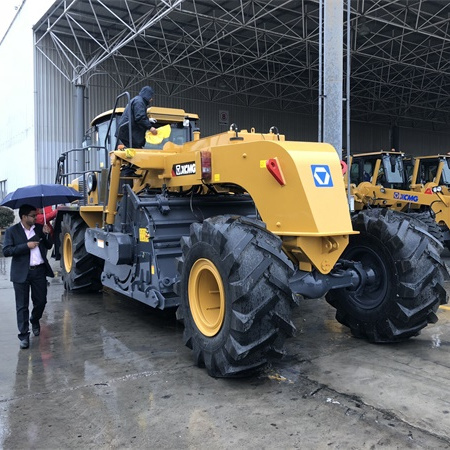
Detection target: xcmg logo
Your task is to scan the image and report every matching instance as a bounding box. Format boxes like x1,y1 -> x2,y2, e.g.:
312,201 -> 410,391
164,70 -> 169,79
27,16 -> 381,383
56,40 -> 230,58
311,165 -> 333,187
393,192 -> 419,202
172,162 -> 196,176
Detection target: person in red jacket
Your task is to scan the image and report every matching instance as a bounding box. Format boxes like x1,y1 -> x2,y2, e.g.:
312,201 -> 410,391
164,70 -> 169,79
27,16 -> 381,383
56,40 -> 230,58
35,206 -> 58,237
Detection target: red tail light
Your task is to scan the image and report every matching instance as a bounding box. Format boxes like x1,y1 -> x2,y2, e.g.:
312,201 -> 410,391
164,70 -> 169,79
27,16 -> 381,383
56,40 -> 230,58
201,151 -> 212,180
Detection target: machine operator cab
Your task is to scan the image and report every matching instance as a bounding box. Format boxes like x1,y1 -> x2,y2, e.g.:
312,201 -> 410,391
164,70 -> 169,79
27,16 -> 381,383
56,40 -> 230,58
56,106 -> 200,206
349,151 -> 407,189
91,106 -> 199,154
411,155 -> 450,189
89,106 -> 199,202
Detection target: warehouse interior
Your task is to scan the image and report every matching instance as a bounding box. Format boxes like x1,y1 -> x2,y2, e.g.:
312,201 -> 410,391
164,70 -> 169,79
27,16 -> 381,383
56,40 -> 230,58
34,0 -> 450,128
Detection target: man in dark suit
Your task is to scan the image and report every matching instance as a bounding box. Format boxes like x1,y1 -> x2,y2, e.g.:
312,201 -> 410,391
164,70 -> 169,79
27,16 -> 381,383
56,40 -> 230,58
3,204 -> 55,349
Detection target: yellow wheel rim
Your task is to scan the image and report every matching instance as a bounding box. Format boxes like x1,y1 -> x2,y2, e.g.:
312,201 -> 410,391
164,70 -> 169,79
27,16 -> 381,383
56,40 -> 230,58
63,232 -> 73,273
188,258 -> 225,337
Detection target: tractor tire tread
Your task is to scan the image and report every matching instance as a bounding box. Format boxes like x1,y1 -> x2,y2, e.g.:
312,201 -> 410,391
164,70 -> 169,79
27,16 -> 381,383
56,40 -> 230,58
327,209 -> 448,342
176,215 -> 296,378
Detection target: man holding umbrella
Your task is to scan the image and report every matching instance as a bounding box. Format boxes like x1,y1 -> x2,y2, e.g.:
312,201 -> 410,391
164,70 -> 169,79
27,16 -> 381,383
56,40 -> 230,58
3,204 -> 55,349
0,183 -> 82,348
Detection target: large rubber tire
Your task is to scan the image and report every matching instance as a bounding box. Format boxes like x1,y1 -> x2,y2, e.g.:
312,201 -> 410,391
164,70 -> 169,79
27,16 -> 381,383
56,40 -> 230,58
174,215 -> 297,378
437,223 -> 450,252
326,209 -> 448,342
409,211 -> 445,244
60,213 -> 103,292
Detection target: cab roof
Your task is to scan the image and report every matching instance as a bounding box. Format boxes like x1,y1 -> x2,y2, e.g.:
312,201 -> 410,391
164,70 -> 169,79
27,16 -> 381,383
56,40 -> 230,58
351,150 -> 404,157
411,154 -> 450,160
91,106 -> 199,126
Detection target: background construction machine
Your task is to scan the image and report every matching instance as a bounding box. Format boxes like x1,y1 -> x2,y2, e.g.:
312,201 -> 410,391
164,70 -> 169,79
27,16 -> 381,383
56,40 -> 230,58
405,154 -> 450,194
51,96 -> 448,378
349,150 -> 450,248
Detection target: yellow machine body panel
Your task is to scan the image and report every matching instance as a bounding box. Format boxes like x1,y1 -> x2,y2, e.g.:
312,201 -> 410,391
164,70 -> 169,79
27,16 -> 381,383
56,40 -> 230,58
210,141 -> 351,236
114,132 -> 353,236
108,130 -> 356,274
79,206 -> 104,229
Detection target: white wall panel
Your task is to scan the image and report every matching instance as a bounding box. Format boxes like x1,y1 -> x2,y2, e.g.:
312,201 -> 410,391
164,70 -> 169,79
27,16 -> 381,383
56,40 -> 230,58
35,42 -> 75,184
0,0 -> 54,196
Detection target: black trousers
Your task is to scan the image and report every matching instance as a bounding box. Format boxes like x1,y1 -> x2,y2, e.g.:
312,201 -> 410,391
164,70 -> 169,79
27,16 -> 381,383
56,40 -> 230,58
13,265 -> 48,340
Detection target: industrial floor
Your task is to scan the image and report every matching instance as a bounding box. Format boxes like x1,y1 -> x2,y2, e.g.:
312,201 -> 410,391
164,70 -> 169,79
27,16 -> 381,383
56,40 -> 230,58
0,253 -> 450,449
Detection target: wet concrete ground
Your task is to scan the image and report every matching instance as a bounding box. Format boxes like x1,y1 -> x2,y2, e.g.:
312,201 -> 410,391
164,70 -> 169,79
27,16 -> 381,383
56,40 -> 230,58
0,254 -> 450,449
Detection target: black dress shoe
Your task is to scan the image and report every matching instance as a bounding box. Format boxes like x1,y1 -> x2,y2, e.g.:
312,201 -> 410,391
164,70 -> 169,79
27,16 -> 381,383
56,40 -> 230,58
32,326 -> 40,336
20,338 -> 29,349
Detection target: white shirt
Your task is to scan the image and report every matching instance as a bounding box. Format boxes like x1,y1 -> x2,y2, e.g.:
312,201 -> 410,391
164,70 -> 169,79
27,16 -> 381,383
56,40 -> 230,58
21,223 -> 44,266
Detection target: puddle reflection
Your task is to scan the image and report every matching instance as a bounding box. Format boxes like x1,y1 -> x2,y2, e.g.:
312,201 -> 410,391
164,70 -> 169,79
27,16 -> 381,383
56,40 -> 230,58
0,284 -> 188,448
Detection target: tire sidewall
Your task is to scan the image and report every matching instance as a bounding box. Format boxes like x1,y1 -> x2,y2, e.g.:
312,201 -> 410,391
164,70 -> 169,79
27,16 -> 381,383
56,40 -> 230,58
180,240 -> 233,352
59,213 -> 103,292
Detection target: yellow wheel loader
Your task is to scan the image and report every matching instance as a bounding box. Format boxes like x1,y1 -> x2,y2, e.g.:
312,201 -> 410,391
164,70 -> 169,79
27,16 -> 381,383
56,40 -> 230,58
52,95 -> 448,378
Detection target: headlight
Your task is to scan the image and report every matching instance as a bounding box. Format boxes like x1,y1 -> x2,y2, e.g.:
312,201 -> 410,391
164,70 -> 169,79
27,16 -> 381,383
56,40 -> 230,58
87,172 -> 97,194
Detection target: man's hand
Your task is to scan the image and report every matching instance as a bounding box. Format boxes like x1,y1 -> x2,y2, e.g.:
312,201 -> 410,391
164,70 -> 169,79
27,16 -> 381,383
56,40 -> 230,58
43,224 -> 51,234
149,126 -> 158,136
27,241 -> 40,249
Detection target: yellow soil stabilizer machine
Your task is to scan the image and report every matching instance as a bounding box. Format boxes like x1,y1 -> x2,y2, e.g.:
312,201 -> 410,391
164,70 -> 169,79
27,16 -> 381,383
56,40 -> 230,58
52,99 -> 448,378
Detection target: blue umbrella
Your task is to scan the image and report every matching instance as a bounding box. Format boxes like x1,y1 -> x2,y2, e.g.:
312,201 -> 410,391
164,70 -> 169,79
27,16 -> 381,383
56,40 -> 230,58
0,184 -> 83,211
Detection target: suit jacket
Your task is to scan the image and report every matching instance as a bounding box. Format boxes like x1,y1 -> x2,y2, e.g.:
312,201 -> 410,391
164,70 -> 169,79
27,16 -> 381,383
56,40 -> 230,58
3,222 -> 55,283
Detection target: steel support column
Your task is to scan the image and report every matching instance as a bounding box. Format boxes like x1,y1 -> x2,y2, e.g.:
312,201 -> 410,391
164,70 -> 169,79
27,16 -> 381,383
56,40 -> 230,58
323,0 -> 343,158
74,78 -> 85,175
